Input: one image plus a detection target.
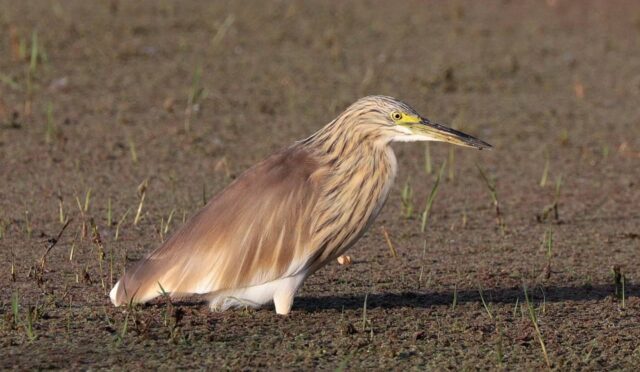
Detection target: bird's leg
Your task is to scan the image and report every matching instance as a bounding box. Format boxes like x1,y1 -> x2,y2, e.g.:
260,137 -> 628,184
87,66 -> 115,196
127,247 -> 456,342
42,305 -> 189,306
273,274 -> 305,315
273,290 -> 294,315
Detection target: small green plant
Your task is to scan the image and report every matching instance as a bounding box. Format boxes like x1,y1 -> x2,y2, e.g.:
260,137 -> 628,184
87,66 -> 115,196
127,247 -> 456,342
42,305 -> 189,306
134,180 -> 148,226
69,242 -> 75,261
559,128 -> 569,145
476,164 -> 505,234
424,143 -> 432,174
76,188 -> 91,213
622,275 -> 626,309
495,326 -> 505,367
583,339 -> 598,363
45,102 -> 55,143
479,286 -> 494,320
24,307 -> 37,342
107,198 -> 112,227
540,287 -> 547,315
89,219 -> 106,291
12,292 -> 20,327
540,150 -> 550,187
447,147 -> 455,181
612,266 -> 626,309
115,208 -> 131,241
157,282 -> 183,342
451,283 -> 458,311
158,282 -> 173,326
184,65 -> 204,132
420,161 -> 446,232
336,352 -> 353,372
57,194 -> 66,224
10,250 -> 16,281
159,209 -> 177,241
24,30 -> 47,118
0,73 -> 21,91
361,293 -> 369,332
18,34 -> 27,61
545,230 -> 553,258
117,312 -> 129,345
381,226 -> 397,258
10,292 -> 38,342
109,249 -> 114,288
29,31 -> 41,73
400,179 -> 414,218
114,298 -> 140,345
537,175 -> 562,223
134,192 -> 145,226
40,217 -> 72,270
127,134 -> 138,164
75,189 -> 92,240
524,285 -> 551,369
417,239 -> 427,289
24,209 -> 32,238
164,209 -> 176,235
540,229 -> 553,280
66,298 -> 72,336
211,14 -> 235,47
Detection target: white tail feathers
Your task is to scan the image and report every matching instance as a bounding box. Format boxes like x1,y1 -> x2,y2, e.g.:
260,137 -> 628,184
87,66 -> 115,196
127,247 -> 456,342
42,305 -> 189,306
109,278 -> 164,306
109,281 -> 121,306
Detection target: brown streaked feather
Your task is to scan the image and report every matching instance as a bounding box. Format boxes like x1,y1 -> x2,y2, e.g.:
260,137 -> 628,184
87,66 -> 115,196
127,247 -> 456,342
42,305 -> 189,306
112,146 -> 328,305
112,96 -> 411,308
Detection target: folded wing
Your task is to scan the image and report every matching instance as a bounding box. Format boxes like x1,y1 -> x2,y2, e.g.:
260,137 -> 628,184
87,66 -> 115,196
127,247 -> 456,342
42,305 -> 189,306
110,146 -> 326,305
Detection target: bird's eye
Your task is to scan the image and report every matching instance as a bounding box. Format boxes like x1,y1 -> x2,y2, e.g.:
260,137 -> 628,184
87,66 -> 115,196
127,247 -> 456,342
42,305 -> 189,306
391,112 -> 402,121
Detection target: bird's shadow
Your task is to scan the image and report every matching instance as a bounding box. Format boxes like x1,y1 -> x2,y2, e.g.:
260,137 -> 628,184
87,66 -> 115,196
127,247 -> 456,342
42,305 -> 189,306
293,283 -> 638,312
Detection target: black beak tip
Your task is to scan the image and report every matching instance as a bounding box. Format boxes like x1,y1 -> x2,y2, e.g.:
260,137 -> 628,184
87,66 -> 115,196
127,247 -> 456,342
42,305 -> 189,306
477,141 -> 493,151
463,136 -> 492,150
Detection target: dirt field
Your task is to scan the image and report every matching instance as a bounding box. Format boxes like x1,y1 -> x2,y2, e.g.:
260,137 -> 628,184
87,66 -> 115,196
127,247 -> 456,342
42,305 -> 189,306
1,0 -> 639,369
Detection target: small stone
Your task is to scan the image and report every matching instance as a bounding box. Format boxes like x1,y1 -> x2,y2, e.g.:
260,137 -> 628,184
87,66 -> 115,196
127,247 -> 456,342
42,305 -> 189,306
337,255 -> 352,265
163,97 -> 175,113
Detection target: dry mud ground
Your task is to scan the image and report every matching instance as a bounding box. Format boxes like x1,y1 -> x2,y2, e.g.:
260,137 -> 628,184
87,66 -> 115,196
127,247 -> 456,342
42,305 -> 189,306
1,0 -> 640,370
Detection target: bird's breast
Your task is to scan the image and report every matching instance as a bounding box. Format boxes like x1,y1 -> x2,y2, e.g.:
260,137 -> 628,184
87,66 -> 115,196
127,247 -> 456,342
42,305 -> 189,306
307,146 -> 397,270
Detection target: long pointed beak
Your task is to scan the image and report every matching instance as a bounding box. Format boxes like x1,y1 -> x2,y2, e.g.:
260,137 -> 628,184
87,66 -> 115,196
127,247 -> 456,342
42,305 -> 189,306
414,118 -> 492,150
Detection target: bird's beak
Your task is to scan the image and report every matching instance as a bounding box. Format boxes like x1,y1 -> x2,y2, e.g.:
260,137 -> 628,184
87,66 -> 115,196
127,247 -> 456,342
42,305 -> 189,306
412,118 -> 492,150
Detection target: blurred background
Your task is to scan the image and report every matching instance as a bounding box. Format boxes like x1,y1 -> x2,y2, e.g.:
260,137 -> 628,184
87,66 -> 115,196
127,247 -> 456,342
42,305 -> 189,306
1,1 -> 639,369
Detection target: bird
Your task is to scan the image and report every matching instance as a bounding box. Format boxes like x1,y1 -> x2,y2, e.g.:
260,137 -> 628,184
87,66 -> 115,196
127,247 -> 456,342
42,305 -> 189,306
109,95 -> 491,314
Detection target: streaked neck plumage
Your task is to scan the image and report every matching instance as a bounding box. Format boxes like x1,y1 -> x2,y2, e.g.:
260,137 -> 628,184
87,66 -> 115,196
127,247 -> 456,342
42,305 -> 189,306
298,114 -> 398,272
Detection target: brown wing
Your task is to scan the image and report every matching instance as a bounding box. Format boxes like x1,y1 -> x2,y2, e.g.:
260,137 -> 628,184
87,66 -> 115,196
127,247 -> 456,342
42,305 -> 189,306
112,146 -> 327,305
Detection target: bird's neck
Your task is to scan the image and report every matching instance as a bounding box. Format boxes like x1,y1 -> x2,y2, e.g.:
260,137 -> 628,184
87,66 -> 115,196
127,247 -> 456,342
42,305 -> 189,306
301,117 -> 398,195
300,122 -> 398,264
302,117 -> 392,162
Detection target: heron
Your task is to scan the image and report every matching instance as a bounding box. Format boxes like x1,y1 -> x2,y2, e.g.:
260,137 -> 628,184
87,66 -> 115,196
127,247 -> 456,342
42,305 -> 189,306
110,95 -> 491,314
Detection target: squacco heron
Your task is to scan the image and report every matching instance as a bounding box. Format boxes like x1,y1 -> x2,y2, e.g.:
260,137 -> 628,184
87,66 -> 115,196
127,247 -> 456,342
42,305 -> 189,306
110,96 -> 491,314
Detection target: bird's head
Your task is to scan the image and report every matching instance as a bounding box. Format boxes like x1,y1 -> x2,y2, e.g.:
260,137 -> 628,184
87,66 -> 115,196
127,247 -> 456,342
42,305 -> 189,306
347,96 -> 491,150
